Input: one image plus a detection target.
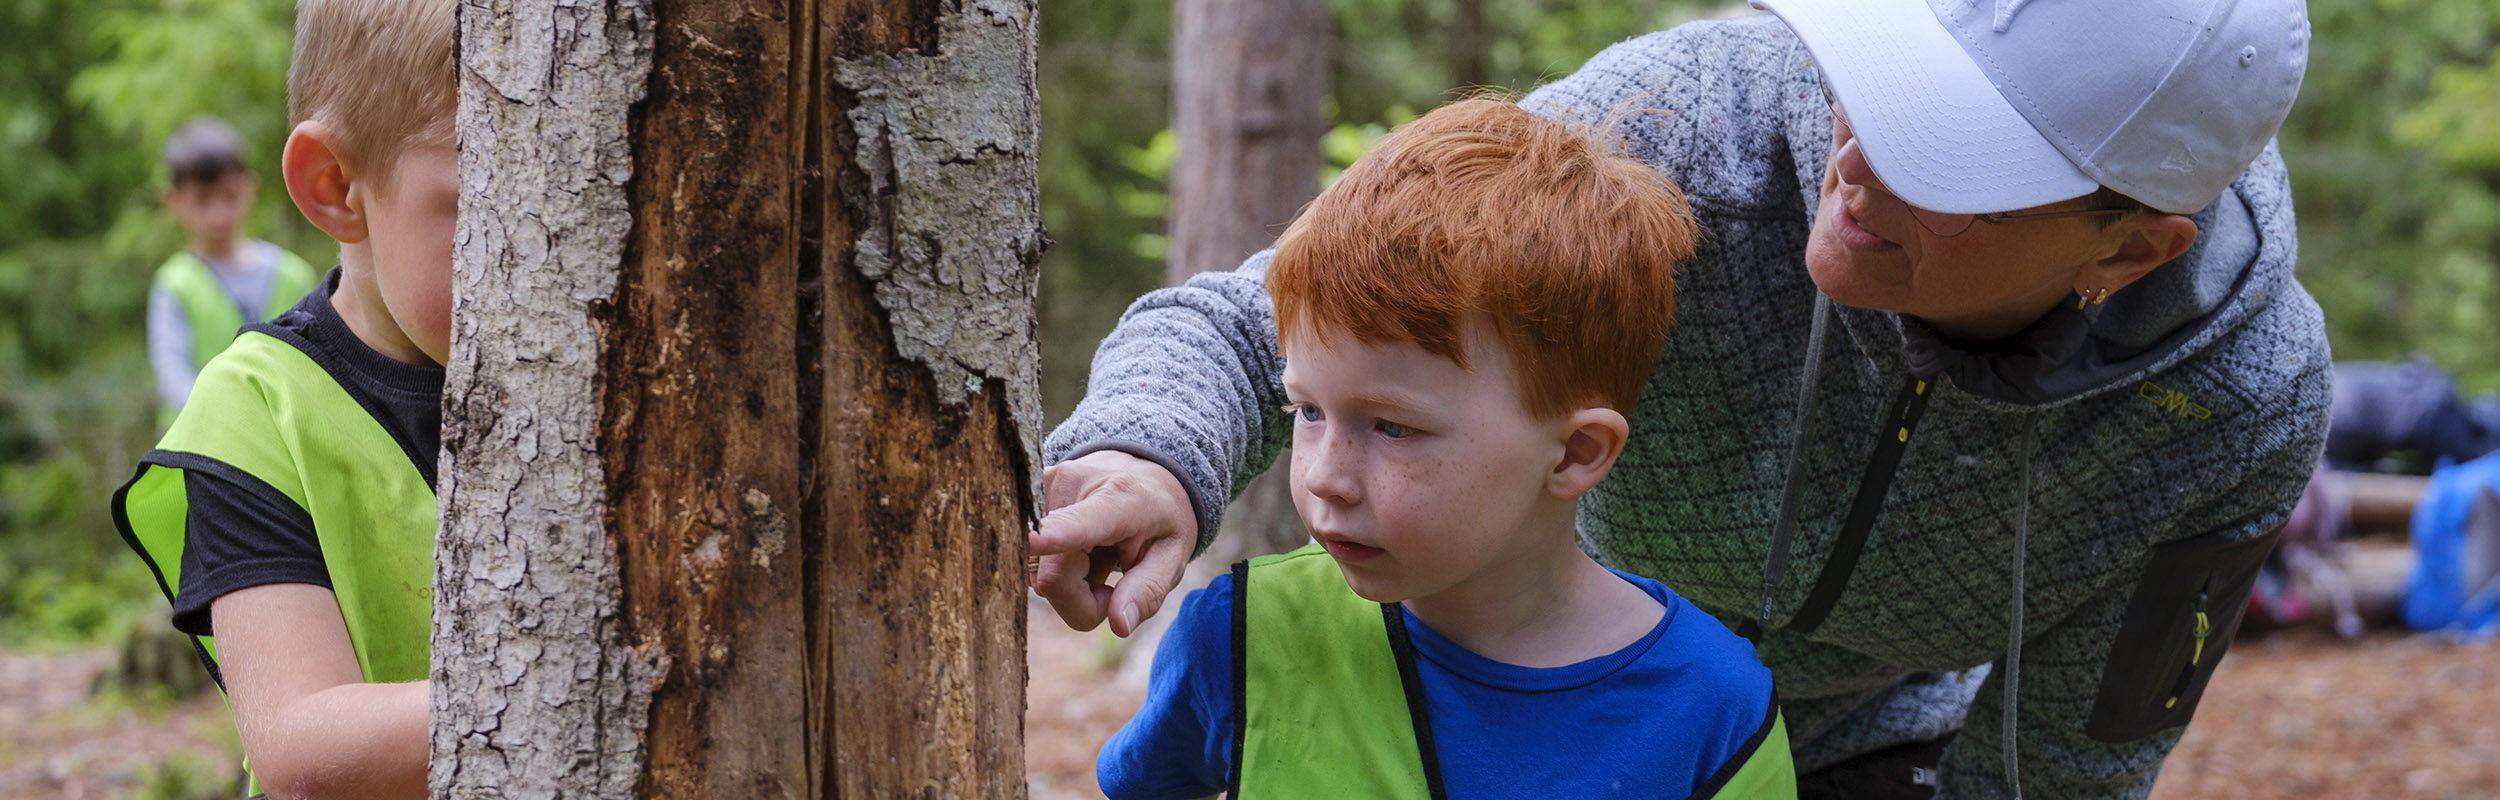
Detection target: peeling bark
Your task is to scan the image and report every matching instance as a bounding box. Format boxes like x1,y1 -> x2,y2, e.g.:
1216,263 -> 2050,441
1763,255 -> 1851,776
815,1 -> 1037,796
436,0 -> 1036,796
832,0 -> 1045,466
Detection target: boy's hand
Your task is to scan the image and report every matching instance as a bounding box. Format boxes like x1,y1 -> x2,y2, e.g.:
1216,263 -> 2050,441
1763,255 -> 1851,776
1030,450 -> 1195,637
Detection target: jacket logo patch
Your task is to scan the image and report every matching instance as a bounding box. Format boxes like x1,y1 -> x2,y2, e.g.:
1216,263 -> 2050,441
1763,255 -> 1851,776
2137,381 -> 2212,419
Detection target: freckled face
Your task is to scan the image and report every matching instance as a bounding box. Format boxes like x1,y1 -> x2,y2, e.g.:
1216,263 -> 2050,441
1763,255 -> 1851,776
1282,323 -> 1565,603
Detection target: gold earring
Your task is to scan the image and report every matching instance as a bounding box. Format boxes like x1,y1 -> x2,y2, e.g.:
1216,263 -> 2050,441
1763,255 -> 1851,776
2093,287 -> 2112,306
2076,289 -> 2096,310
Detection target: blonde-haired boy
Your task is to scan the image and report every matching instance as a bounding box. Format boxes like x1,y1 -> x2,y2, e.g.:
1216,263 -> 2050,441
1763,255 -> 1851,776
114,0 -> 456,795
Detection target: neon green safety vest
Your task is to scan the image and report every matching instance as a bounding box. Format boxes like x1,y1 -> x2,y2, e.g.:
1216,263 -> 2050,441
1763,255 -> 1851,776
153,248 -> 320,371
113,325 -> 436,704
1234,545 -> 1798,799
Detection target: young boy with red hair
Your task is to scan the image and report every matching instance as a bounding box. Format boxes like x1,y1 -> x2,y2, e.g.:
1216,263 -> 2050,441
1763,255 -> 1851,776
1093,98 -> 1796,799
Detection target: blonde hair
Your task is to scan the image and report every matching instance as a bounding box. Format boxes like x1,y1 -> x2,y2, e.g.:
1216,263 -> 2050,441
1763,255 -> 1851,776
288,0 -> 457,186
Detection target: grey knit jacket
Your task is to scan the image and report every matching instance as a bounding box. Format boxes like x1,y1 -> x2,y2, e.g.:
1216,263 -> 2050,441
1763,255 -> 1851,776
1045,16 -> 2330,799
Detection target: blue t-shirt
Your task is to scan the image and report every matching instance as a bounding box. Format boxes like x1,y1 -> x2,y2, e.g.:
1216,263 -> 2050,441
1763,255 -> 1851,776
1097,570 -> 1776,799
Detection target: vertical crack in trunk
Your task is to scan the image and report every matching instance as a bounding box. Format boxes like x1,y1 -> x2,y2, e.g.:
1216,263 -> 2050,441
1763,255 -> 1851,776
792,0 -> 832,797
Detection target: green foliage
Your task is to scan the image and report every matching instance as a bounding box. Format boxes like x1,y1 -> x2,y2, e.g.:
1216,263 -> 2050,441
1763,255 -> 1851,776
88,675 -> 183,719
2397,49 -> 2500,170
1037,0 -> 1179,420
1329,0 -> 1710,117
0,0 -> 319,642
1319,115 -> 1400,188
0,0 -> 145,254
71,0 -> 296,152
1099,114 -> 1389,264
1116,129 -> 1179,260
1,558 -> 158,648
2284,0 -> 2500,393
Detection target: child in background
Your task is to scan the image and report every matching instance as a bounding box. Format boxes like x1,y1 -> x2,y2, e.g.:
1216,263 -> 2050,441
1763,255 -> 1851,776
1094,98 -> 1796,799
148,116 -> 319,425
113,1 -> 456,796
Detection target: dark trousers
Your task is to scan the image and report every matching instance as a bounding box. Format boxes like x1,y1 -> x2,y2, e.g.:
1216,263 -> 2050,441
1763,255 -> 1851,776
1797,732 -> 1955,800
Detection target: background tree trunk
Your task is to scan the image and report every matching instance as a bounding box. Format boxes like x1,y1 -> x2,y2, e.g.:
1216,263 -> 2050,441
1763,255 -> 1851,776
1451,0 -> 1489,89
1122,0 -> 1329,683
432,2 -> 1040,797
1166,0 -> 1330,286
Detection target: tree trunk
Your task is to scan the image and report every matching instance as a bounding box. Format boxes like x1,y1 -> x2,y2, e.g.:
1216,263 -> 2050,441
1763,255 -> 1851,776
1121,0 -> 1328,684
1451,0 -> 1488,90
432,2 -> 1039,797
1167,0 -> 1330,285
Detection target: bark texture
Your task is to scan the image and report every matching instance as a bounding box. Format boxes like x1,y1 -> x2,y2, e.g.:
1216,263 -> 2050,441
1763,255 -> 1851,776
832,0 -> 1046,460
436,0 -> 1037,796
815,0 -> 1038,795
433,2 -> 663,797
605,0 -> 807,795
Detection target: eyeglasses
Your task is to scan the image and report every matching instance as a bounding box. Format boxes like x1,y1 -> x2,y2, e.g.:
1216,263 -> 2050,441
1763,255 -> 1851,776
1819,75 -> 2136,238
1906,206 -> 2137,238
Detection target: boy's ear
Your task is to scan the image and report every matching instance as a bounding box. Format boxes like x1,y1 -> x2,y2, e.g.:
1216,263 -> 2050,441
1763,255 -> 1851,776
1548,407 -> 1630,501
282,121 -> 367,244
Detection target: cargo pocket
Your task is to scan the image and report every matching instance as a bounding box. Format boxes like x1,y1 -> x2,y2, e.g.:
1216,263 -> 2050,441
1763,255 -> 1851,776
2085,524 -> 2284,743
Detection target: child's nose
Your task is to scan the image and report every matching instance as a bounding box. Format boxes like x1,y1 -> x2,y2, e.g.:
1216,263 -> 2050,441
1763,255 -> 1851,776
1296,434 -> 1362,505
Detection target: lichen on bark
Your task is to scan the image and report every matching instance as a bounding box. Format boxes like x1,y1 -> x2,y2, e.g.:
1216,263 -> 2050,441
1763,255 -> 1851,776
831,0 -> 1045,474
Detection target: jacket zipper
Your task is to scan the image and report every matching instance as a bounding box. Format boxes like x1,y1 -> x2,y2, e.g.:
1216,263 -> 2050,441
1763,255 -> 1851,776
1788,376 -> 1933,634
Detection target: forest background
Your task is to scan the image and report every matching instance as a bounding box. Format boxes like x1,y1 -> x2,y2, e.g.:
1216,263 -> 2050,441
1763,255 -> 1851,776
0,0 -> 2494,653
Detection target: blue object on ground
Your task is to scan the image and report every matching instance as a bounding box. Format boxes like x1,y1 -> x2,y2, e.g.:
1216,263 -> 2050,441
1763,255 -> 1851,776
2405,450 -> 2500,638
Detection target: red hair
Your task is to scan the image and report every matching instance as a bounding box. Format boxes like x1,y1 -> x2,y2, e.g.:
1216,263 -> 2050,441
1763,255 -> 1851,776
1270,98 -> 1697,418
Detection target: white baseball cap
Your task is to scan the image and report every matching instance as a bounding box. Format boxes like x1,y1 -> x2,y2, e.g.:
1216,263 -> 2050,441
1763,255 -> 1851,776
1752,0 -> 2310,215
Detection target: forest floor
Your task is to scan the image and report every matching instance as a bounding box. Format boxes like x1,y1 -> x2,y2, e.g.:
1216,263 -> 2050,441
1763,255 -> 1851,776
3,596 -> 2492,799
0,648 -> 240,800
